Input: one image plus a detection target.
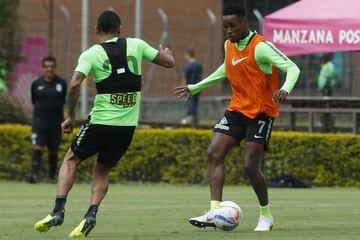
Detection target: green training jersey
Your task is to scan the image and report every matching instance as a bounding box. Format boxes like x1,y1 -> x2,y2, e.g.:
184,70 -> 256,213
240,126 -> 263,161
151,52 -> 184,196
75,37 -> 158,126
188,31 -> 300,95
318,61 -> 336,91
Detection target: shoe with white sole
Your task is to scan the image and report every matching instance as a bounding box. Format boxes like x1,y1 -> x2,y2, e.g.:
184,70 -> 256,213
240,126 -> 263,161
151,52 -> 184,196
254,216 -> 273,231
189,211 -> 216,228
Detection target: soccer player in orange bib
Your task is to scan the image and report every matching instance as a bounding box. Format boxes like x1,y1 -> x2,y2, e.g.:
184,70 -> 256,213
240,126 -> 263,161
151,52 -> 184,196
175,4 -> 300,231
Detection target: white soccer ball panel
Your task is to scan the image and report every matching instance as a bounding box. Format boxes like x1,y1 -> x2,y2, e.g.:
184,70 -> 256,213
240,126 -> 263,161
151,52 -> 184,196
213,201 -> 243,231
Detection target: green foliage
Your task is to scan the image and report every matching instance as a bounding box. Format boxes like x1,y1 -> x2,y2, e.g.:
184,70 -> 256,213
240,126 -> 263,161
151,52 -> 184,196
0,125 -> 359,186
0,0 -> 21,88
0,94 -> 29,124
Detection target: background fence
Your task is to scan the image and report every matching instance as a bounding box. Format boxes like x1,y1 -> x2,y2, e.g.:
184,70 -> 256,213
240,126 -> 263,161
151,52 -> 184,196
1,0 -> 359,131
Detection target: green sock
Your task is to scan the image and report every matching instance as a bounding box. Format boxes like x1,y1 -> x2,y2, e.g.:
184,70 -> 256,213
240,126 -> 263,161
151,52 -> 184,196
259,204 -> 272,218
210,200 -> 221,210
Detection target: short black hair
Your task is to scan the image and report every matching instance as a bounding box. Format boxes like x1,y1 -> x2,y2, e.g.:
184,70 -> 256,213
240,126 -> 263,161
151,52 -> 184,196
186,49 -> 195,57
321,53 -> 334,64
223,4 -> 247,18
97,10 -> 121,34
42,55 -> 56,67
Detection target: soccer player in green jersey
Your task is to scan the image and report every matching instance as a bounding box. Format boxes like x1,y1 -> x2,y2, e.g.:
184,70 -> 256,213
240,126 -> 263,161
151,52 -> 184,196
34,10 -> 175,238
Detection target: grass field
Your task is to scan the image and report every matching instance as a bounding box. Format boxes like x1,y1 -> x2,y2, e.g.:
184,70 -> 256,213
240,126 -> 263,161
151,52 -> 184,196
0,182 -> 359,240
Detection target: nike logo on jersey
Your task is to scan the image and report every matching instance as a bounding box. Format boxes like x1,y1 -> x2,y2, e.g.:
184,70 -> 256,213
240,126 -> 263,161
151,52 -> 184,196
37,86 -> 45,90
254,134 -> 264,139
232,56 -> 248,66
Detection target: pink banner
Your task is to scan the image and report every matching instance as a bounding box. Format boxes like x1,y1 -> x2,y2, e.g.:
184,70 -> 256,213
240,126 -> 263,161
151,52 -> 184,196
8,37 -> 47,112
263,0 -> 360,56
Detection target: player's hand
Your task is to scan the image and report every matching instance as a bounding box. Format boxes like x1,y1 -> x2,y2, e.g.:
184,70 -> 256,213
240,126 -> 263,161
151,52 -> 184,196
272,89 -> 288,103
159,44 -> 174,58
174,85 -> 191,100
61,117 -> 75,134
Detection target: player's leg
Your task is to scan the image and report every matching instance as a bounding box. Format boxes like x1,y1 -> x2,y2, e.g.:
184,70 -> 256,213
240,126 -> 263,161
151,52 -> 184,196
244,142 -> 273,231
56,148 -> 82,196
181,96 -> 194,124
189,132 -> 238,228
29,145 -> 45,183
189,111 -> 242,228
68,162 -> 109,238
209,111 -> 243,208
48,151 -> 58,182
69,126 -> 135,238
56,119 -> 98,207
47,125 -> 62,182
208,132 -> 238,204
29,124 -> 46,183
90,162 -> 110,206
192,94 -> 199,125
34,148 -> 81,232
244,114 -> 274,231
34,120 -> 99,234
244,142 -> 268,206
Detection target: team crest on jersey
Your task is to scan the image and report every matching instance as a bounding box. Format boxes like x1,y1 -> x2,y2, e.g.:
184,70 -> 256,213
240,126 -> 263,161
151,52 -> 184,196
56,83 -> 63,92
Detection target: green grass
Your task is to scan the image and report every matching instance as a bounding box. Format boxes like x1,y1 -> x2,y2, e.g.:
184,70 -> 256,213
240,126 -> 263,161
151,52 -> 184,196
0,182 -> 359,240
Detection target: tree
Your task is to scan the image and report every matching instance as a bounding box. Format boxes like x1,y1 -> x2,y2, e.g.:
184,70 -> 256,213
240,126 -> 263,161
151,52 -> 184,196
0,0 -> 21,89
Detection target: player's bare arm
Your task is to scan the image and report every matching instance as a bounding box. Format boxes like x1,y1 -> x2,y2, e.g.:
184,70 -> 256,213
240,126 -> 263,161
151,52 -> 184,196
152,44 -> 175,68
61,71 -> 86,134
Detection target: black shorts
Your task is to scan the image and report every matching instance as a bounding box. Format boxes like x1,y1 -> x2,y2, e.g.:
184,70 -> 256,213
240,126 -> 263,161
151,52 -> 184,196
31,123 -> 62,151
213,110 -> 274,150
71,119 -> 136,169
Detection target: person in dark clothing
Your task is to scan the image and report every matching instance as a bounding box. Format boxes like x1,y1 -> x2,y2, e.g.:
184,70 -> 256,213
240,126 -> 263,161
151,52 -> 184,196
181,50 -> 203,126
29,55 -> 67,183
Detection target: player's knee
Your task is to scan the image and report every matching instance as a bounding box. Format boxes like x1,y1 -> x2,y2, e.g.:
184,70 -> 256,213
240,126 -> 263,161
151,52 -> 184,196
244,165 -> 258,177
244,157 -> 261,177
207,147 -> 223,164
95,162 -> 110,174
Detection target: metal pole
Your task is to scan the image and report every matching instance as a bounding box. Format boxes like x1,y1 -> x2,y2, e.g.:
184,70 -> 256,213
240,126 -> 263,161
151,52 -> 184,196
59,5 -> 71,81
253,9 -> 263,34
207,8 -> 216,71
157,9 -> 168,97
157,8 -> 168,46
144,8 -> 168,95
48,0 -> 54,54
135,0 -> 143,38
207,8 -> 217,95
80,0 -> 89,118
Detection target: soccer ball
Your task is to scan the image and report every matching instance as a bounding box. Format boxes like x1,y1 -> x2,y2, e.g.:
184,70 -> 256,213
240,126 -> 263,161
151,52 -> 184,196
213,201 -> 243,231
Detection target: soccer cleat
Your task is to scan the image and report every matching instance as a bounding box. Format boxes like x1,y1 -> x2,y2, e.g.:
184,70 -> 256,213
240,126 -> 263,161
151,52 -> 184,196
68,216 -> 96,238
34,212 -> 64,232
254,216 -> 273,231
189,211 -> 216,228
